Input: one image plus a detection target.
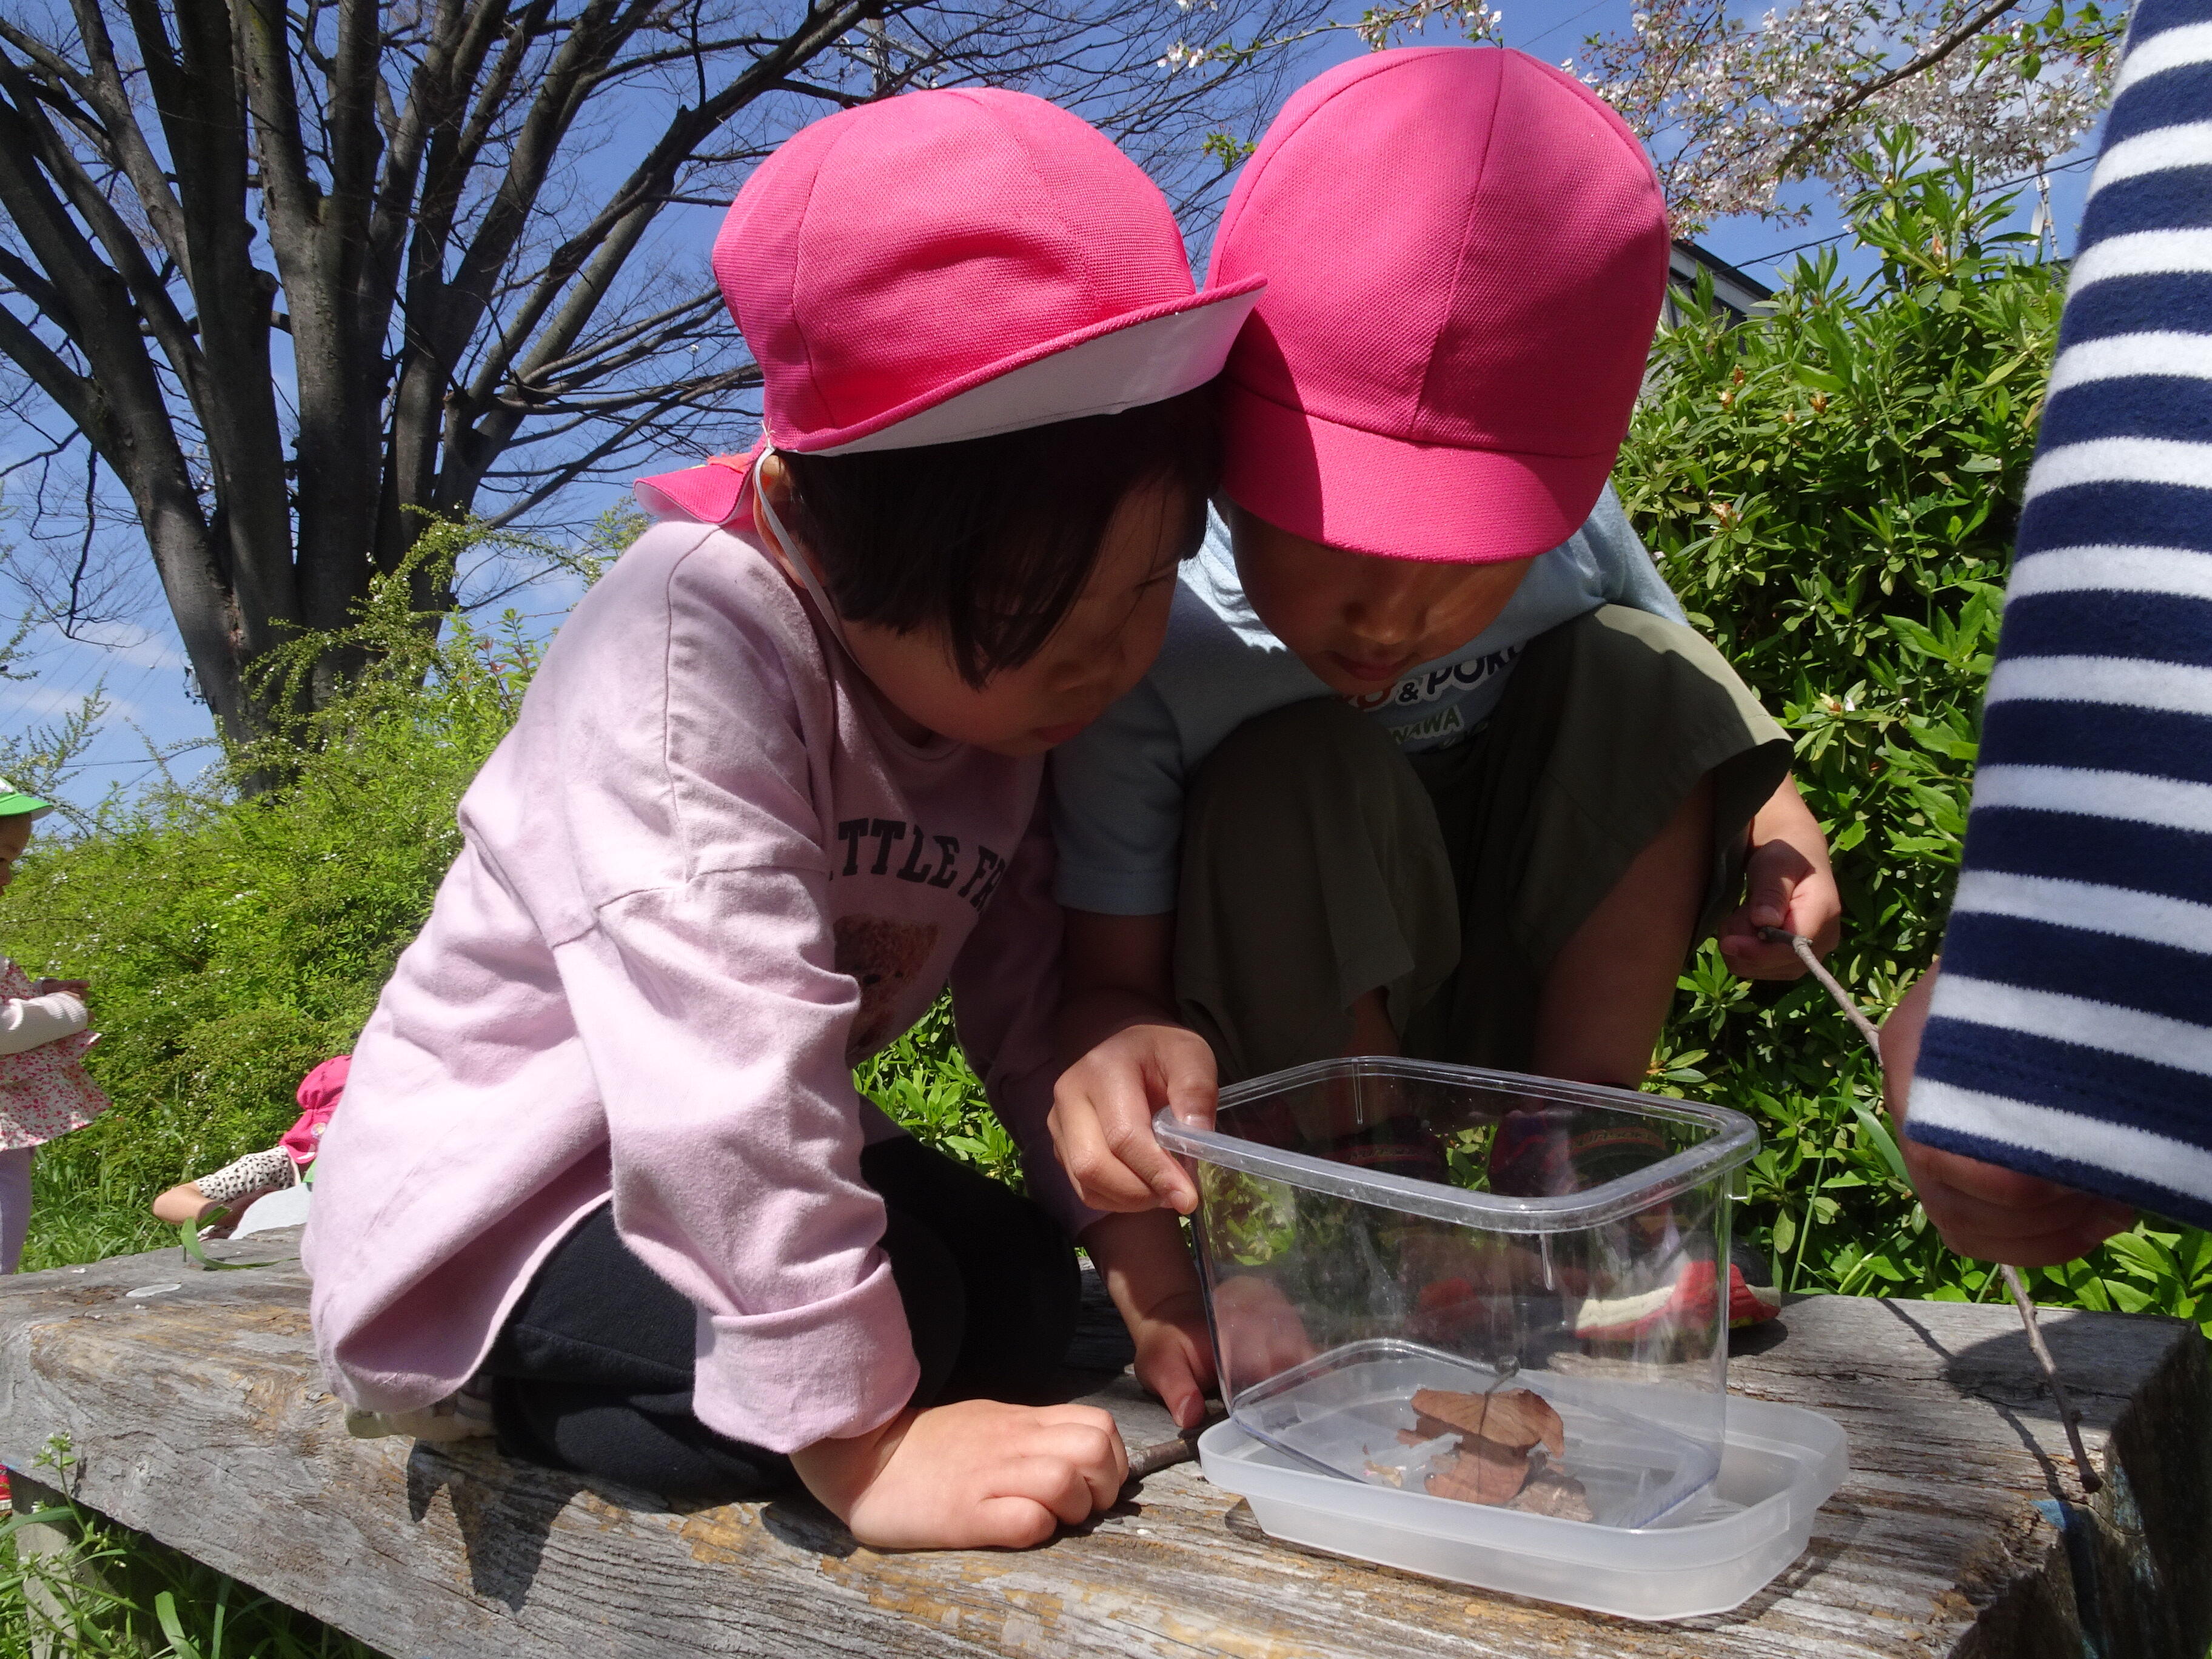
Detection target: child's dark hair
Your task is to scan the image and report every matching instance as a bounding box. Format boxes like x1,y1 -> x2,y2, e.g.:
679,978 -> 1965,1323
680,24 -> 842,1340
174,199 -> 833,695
777,386 -> 1218,686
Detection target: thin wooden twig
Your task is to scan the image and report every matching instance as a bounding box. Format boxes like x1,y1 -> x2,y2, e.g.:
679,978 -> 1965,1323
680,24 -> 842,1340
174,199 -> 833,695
2000,1263 -> 2103,1494
1757,927 -> 2103,1495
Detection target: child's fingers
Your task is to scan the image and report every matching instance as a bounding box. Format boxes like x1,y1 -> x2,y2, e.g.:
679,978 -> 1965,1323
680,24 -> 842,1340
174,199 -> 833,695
1906,1140 -> 2134,1264
1041,1421 -> 1131,1513
1104,1114 -> 1198,1213
1135,1341 -> 1208,1429
1052,1102 -> 1165,1211
1007,1451 -> 1114,1526
1923,1190 -> 2132,1265
1155,1034 -> 1218,1131
1090,1070 -> 1198,1212
1716,923 -> 1803,980
1027,1404 -> 1128,1478
1741,859 -> 1800,934
968,1495 -> 1061,1549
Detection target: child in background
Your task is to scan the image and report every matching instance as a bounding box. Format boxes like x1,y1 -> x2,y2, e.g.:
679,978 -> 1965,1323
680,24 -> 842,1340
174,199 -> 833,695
1047,49 -> 1837,1426
153,1055 -> 349,1240
305,89 -> 1262,1550
0,779 -> 106,1275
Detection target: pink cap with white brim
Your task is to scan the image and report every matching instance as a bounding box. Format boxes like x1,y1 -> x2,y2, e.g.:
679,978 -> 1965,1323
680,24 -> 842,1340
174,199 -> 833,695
709,87 -> 1262,458
1208,48 -> 1669,565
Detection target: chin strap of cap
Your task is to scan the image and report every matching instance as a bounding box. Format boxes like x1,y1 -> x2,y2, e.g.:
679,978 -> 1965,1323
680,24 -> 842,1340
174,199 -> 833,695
749,446 -> 854,659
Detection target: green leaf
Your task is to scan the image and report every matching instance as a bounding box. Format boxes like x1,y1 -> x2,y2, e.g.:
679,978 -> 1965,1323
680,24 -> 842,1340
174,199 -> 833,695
156,1590 -> 206,1659
1849,1098 -> 1912,1187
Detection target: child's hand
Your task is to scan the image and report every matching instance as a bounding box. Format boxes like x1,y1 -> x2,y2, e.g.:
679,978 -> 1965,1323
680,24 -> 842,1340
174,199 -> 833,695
1082,1210 -> 1219,1429
1210,1272 -> 1316,1385
1126,1285 -> 1217,1431
791,1398 -> 1127,1550
152,1181 -> 218,1228
32,978 -> 87,999
1716,777 -> 1841,979
1880,968 -> 2134,1265
1051,1019 -> 1216,1214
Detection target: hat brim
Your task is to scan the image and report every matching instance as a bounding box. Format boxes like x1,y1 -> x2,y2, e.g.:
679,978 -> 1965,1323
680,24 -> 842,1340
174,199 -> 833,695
0,794 -> 53,821
796,276 -> 1267,456
1219,379 -> 1617,565
634,445 -> 762,527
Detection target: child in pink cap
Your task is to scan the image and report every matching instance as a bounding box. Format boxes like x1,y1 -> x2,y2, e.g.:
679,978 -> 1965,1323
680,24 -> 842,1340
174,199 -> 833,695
1045,48 -> 1840,1425
153,1055 -> 349,1238
304,89 -> 1261,1549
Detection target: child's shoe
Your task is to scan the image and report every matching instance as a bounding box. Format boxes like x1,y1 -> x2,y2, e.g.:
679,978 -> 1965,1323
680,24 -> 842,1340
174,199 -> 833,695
1326,1113 -> 1449,1184
343,1375 -> 495,1443
1724,1240 -> 1782,1328
1572,1241 -> 1779,1342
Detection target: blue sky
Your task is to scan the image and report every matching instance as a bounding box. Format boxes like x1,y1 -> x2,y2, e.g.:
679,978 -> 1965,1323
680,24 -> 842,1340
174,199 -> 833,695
1,0 -> 2103,813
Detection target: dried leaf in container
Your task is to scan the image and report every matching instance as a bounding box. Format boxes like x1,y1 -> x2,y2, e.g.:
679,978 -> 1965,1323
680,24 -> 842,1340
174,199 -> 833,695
1424,1436 -> 1531,1506
1410,1386 -> 1565,1458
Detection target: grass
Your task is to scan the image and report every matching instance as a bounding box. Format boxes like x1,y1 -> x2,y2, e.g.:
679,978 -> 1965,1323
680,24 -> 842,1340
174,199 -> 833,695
3,1444 -> 381,1659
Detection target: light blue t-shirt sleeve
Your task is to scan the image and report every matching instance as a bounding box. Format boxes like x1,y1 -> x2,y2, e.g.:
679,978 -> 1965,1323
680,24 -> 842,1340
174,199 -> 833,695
1048,487 -> 1683,916
1583,484 -> 1686,625
1050,677 -> 1187,916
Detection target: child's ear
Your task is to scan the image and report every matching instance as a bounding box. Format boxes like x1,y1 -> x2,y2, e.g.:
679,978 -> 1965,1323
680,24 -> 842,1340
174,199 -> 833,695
751,452 -> 811,585
754,449 -> 794,509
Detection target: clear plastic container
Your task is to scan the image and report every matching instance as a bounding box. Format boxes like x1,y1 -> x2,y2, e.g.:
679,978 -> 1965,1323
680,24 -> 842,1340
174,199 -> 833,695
1155,1058 -> 1759,1529
1198,1396 -> 1848,1620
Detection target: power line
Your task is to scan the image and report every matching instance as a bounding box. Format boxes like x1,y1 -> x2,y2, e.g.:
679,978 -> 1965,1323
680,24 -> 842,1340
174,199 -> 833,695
1515,0 -> 1615,53
1731,150 -> 2099,270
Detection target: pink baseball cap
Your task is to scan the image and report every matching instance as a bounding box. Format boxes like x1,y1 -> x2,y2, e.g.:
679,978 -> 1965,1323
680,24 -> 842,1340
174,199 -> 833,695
709,87 -> 1263,458
1208,47 -> 1669,565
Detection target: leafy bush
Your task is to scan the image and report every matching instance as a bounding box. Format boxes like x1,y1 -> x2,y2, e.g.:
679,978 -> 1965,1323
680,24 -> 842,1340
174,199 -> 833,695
2,523 -> 553,1269
1623,132 -> 2212,1324
853,1000 -> 1024,1189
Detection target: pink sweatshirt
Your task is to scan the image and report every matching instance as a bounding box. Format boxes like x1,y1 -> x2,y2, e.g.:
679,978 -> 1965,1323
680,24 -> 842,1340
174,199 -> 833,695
304,509 -> 1099,1453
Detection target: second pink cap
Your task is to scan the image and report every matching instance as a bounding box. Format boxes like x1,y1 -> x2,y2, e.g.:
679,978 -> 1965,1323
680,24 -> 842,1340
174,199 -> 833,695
1208,47 -> 1669,565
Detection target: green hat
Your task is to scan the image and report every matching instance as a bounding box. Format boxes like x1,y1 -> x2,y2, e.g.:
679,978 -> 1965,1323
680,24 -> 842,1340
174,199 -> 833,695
0,779 -> 54,821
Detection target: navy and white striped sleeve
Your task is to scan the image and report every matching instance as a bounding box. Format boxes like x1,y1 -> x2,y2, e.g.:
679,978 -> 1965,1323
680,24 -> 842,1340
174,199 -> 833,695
1906,0 -> 2212,1230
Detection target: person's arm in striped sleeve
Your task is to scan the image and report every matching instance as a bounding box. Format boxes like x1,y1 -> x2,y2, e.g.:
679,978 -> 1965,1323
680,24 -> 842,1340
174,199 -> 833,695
1884,0 -> 2212,1263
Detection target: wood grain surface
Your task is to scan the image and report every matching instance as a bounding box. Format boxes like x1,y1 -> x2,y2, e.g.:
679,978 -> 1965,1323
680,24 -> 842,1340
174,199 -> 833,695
2,1230 -> 2207,1659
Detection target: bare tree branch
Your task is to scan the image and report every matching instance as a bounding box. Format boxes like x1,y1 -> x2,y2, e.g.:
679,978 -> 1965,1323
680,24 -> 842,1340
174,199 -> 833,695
0,0 -> 1332,738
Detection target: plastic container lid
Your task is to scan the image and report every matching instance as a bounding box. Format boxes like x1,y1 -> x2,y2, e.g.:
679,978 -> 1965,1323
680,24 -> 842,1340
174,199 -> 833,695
1154,1058 -> 1759,1233
1199,1394 -> 1848,1621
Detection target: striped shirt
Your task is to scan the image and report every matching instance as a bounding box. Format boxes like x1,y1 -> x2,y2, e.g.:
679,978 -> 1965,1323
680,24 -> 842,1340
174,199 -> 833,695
1908,0 -> 2212,1229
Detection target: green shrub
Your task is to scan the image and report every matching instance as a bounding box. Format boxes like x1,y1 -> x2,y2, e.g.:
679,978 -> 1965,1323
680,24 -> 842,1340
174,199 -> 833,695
1623,132 -> 2212,1324
2,523 -> 550,1269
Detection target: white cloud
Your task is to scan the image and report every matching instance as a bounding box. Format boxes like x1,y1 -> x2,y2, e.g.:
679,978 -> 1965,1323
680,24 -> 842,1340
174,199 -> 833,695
55,622 -> 184,671
1,681 -> 141,722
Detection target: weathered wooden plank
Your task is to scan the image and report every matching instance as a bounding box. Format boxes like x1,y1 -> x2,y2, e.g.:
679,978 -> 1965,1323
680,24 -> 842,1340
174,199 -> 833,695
1,1230 -> 2205,1659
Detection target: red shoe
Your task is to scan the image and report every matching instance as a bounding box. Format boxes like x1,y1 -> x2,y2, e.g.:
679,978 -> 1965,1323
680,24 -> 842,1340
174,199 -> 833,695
1574,1244 -> 1780,1343
1726,1241 -> 1782,1328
